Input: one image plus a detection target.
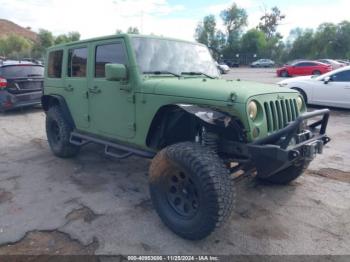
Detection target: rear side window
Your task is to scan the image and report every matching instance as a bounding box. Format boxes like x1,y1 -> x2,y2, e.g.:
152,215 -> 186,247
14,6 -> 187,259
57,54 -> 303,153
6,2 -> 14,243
68,47 -> 88,77
48,50 -> 63,78
95,43 -> 127,78
0,65 -> 44,78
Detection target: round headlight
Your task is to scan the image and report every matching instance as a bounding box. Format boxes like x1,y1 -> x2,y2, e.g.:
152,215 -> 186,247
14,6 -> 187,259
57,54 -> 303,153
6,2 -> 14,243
248,101 -> 258,120
296,96 -> 303,111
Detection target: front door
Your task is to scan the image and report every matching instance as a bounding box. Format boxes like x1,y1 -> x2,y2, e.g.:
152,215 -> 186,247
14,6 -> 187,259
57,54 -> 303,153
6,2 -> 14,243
64,46 -> 90,129
88,39 -> 135,139
313,69 -> 350,108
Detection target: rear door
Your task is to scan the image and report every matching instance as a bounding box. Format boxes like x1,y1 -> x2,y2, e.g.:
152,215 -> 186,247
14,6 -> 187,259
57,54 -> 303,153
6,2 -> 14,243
313,69 -> 350,108
64,46 -> 90,129
88,39 -> 135,139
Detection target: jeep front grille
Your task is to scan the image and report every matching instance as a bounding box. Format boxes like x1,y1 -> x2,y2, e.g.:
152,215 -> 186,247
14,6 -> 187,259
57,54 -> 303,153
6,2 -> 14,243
264,99 -> 299,132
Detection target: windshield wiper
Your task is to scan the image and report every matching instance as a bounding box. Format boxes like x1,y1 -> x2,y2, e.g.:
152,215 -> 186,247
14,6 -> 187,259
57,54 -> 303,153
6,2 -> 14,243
143,71 -> 180,77
181,71 -> 215,79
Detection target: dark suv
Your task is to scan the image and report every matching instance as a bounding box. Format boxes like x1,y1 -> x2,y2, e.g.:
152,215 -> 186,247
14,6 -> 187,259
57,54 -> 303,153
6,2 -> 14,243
0,60 -> 44,111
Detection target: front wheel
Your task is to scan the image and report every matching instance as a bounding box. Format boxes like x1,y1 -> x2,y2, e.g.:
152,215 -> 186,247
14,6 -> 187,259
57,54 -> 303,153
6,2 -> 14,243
259,160 -> 310,184
149,142 -> 234,240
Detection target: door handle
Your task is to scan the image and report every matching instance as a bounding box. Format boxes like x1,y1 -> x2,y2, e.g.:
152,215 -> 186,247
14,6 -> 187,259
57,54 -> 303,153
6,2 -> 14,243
89,86 -> 101,94
65,85 -> 74,92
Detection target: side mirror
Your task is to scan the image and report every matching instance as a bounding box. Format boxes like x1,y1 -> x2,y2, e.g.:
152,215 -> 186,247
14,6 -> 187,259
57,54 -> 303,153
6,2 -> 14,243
323,76 -> 331,84
105,63 -> 127,81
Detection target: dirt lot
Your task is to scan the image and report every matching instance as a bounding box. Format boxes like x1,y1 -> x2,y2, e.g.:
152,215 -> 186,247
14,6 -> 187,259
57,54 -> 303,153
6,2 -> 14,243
0,68 -> 349,255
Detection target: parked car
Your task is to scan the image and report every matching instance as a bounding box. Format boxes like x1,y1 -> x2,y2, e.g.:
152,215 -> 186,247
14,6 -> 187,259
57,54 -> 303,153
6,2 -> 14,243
277,60 -> 332,77
0,61 -> 44,111
222,59 -> 240,68
278,65 -> 350,109
318,59 -> 346,69
216,61 -> 230,74
42,34 -> 330,240
336,59 -> 350,65
250,59 -> 275,68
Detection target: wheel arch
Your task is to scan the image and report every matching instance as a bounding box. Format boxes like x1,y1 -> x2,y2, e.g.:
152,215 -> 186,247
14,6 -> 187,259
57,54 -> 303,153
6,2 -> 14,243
41,94 -> 75,128
291,87 -> 308,103
145,104 -> 247,150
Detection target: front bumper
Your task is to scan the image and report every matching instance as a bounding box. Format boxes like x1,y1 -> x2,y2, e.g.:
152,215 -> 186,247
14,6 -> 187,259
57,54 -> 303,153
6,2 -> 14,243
247,109 -> 330,178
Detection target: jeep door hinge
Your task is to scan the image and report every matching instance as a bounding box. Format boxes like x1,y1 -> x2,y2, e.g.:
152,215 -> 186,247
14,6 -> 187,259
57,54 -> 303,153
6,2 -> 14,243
127,94 -> 136,104
128,122 -> 136,131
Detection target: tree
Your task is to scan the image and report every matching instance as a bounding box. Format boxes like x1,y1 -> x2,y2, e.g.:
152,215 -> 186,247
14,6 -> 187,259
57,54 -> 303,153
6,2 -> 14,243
195,15 -> 216,47
32,29 -> 55,58
220,3 -> 248,49
54,31 -> 80,45
127,27 -> 140,34
0,35 -> 33,58
258,7 -> 285,39
240,29 -> 267,55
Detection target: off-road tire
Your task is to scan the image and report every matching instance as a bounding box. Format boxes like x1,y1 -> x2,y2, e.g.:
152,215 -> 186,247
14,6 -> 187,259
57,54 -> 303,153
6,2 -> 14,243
260,160 -> 310,184
149,142 -> 234,240
46,105 -> 80,158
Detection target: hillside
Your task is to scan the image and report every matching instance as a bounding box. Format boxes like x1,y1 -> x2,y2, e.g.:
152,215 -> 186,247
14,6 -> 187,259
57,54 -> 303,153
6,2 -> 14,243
0,19 -> 37,41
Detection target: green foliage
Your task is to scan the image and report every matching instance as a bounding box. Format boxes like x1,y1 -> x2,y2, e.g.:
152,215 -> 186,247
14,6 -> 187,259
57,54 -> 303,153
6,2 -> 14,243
55,32 -> 81,45
0,35 -> 34,58
240,29 -> 267,55
285,21 -> 350,61
194,4 -> 350,64
220,3 -> 247,50
127,27 -> 140,34
258,7 -> 285,39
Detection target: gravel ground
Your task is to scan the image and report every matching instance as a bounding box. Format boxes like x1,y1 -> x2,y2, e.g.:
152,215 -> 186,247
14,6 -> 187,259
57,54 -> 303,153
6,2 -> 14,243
0,68 -> 349,255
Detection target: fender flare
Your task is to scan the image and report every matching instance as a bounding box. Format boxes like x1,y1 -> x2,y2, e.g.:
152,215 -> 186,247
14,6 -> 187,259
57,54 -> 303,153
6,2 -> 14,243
41,94 -> 75,128
146,104 -> 246,149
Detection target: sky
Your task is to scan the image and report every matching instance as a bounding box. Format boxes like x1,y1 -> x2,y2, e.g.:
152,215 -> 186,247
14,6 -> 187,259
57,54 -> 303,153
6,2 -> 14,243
0,0 -> 349,41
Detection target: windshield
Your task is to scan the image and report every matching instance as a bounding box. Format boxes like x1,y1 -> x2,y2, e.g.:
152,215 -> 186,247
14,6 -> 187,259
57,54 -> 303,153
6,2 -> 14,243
131,37 -> 219,78
0,65 -> 44,78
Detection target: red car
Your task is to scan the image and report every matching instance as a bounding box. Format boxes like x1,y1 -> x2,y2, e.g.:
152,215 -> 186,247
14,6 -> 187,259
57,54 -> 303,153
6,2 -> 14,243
277,61 -> 332,77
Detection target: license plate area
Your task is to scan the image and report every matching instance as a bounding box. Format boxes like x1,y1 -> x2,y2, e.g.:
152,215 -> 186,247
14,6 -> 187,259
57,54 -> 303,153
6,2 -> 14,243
301,140 -> 324,160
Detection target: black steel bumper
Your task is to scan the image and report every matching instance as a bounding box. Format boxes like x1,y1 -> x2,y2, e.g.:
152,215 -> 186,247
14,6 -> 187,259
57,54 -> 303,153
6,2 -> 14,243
247,109 -> 330,178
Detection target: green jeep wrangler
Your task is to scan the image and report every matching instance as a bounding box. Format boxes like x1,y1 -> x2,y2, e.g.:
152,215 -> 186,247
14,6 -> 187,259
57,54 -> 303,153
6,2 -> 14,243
42,34 -> 330,240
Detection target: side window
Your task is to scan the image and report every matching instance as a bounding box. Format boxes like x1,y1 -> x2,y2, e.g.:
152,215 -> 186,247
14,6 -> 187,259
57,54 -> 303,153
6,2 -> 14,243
95,43 -> 127,78
48,50 -> 63,78
67,47 -> 88,77
307,62 -> 317,66
331,70 -> 350,82
294,63 -> 304,67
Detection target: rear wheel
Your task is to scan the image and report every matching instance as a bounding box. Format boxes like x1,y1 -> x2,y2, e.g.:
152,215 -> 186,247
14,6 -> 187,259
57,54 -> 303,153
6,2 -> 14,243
280,70 -> 289,77
312,70 -> 321,75
149,142 -> 234,240
259,160 -> 309,184
46,105 -> 80,158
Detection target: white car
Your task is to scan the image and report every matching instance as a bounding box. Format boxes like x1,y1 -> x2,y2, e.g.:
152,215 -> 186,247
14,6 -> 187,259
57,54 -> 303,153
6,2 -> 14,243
216,62 -> 230,74
278,66 -> 350,109
318,59 -> 346,69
